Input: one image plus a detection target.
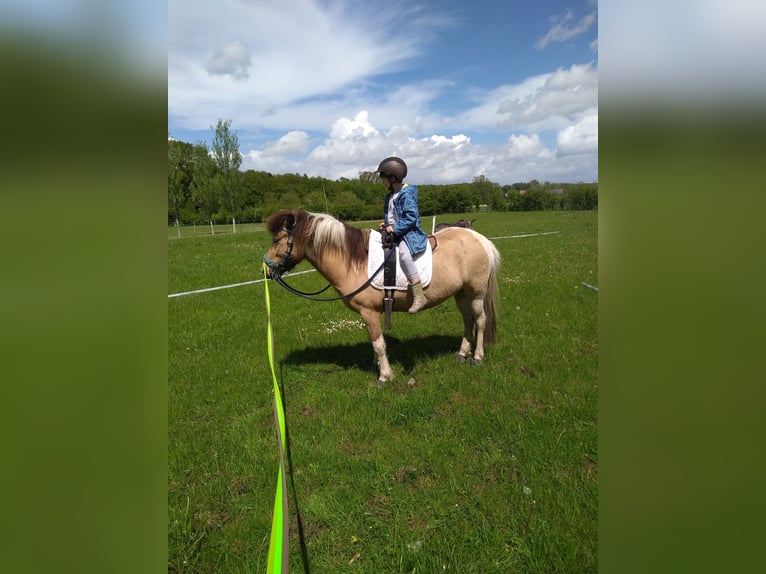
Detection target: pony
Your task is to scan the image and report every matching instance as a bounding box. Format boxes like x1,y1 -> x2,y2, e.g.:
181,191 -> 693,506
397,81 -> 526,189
434,218 -> 476,232
263,210 -> 501,386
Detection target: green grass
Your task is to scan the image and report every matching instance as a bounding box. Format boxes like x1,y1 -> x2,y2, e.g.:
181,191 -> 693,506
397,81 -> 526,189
168,210 -> 597,573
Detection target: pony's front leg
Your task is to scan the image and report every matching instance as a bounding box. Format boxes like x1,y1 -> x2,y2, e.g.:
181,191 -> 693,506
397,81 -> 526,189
360,308 -> 394,386
456,338 -> 472,363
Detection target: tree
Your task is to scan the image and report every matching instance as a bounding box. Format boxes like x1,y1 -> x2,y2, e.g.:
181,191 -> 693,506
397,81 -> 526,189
417,186 -> 441,216
470,175 -> 499,207
507,188 -> 523,211
488,187 -> 507,211
519,188 -> 545,211
563,184 -> 598,210
190,142 -> 219,234
168,139 -> 194,237
358,170 -> 379,185
211,118 -> 243,233
334,191 -> 364,220
445,184 -> 474,213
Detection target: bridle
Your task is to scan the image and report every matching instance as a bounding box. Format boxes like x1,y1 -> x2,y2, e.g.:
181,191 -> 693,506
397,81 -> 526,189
263,226 -> 298,277
263,224 -> 396,302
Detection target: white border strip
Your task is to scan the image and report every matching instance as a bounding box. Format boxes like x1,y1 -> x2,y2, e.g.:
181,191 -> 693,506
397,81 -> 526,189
168,269 -> 316,298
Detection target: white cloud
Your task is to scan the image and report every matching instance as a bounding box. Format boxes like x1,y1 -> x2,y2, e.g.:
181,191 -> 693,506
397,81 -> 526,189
263,131 -> 310,156
557,112 -> 598,156
427,134 -> 470,147
330,111 -> 379,139
536,9 -> 597,50
204,41 -> 252,80
507,134 -> 549,158
240,110 -> 596,184
497,63 -> 598,128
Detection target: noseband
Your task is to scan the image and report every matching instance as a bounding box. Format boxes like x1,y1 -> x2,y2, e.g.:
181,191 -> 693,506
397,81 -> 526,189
263,226 -> 297,278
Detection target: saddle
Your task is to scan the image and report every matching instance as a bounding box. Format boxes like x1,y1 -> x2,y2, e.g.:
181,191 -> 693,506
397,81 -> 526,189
366,231 -> 437,291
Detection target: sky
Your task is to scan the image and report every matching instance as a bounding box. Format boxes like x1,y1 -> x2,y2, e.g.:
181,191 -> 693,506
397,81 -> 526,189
168,0 -> 600,185
2,1 -> 765,186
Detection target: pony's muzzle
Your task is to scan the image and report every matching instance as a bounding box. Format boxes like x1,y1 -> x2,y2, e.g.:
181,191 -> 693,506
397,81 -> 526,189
263,255 -> 283,278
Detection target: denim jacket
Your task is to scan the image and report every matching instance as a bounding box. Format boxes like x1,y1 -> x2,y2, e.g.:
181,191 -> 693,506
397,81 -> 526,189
383,183 -> 428,256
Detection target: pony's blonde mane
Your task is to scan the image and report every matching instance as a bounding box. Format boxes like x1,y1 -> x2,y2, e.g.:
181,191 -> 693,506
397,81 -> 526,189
308,212 -> 346,255
306,211 -> 369,270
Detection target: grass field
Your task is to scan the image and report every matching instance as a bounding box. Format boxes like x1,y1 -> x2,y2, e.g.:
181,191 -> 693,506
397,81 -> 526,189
168,210 -> 598,573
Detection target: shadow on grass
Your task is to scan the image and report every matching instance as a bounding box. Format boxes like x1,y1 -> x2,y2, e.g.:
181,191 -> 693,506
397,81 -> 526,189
281,333 -> 461,375
275,334 -> 461,572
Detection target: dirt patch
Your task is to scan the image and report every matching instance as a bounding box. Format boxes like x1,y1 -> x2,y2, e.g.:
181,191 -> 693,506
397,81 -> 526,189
582,455 -> 598,479
338,438 -> 373,456
395,465 -> 419,483
228,476 -> 252,495
435,390 -> 467,417
366,493 -> 392,518
515,396 -> 553,417
407,514 -> 428,532
193,507 -> 229,531
301,404 -> 318,418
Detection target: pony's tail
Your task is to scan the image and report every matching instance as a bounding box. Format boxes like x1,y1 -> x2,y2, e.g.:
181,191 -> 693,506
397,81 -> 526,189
483,247 -> 501,344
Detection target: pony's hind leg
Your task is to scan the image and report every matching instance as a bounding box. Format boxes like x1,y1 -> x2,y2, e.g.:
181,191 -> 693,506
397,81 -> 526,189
470,297 -> 488,363
454,294 -> 486,364
454,294 -> 475,362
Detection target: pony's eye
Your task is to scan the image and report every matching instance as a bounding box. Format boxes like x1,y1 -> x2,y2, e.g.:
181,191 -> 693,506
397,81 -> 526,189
272,237 -> 281,244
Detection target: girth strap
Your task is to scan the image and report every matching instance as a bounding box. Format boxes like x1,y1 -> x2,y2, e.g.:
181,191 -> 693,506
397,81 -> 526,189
382,232 -> 397,329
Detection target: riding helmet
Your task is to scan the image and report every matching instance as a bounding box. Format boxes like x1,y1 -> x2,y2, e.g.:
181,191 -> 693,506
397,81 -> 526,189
377,157 -> 407,182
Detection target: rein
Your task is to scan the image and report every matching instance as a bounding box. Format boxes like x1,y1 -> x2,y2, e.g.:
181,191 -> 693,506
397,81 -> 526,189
269,231 -> 396,302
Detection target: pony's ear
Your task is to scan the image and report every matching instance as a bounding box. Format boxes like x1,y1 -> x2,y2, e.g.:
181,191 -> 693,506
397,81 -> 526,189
285,213 -> 296,230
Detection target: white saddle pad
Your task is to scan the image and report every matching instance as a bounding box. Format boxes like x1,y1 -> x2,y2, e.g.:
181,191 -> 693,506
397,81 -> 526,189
367,230 -> 432,290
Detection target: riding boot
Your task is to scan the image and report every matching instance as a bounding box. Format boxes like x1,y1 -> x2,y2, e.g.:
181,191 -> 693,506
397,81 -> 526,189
408,282 -> 427,313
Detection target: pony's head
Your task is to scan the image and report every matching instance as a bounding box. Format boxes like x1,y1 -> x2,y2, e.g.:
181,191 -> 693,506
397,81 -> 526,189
263,210 -> 310,277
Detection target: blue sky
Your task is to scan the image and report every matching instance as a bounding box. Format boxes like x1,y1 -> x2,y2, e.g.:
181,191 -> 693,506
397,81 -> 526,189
169,0 -> 599,185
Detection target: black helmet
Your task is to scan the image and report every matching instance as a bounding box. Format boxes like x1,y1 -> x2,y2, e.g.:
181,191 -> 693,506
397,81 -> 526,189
377,157 -> 407,182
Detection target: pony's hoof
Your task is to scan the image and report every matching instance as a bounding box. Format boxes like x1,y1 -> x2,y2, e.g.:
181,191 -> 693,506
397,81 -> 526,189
471,357 -> 483,367
454,352 -> 468,364
375,379 -> 387,389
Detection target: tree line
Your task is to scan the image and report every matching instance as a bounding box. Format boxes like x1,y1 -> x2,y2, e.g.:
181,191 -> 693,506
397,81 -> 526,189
168,120 -> 597,230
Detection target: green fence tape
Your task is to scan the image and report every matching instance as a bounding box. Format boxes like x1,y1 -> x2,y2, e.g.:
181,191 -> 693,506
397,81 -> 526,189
263,263 -> 289,574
